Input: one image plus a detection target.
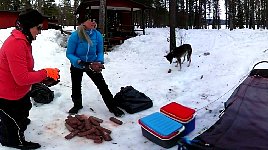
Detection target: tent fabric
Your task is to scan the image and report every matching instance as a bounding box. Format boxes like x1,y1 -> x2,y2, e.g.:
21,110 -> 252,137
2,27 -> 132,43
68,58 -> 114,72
182,75 -> 268,150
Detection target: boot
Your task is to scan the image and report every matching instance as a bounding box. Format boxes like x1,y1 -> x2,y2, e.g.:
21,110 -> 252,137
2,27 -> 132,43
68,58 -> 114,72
1,131 -> 41,149
25,118 -> 31,126
2,141 -> 41,149
109,107 -> 125,117
68,105 -> 83,114
20,118 -> 31,128
68,98 -> 83,114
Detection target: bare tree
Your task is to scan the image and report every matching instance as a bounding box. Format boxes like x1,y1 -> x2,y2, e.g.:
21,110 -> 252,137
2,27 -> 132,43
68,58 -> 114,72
170,0 -> 176,51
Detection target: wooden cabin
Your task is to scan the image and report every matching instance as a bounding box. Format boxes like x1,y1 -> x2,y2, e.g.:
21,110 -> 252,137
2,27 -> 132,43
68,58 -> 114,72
75,0 -> 149,48
0,10 -> 49,29
0,11 -> 20,29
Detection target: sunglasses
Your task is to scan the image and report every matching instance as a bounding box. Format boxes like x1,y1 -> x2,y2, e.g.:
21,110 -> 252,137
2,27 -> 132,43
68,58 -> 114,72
87,19 -> 96,22
37,26 -> 43,31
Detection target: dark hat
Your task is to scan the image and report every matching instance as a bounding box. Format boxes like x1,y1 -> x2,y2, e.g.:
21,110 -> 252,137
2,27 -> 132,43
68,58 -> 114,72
18,8 -> 44,29
77,13 -> 91,24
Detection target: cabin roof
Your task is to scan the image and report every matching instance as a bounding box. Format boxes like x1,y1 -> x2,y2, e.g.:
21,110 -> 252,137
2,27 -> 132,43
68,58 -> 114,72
0,10 -> 20,13
76,0 -> 150,14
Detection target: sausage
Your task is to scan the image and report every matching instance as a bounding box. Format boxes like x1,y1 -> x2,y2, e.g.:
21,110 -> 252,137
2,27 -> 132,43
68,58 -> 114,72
90,116 -> 103,123
65,123 -> 74,132
65,130 -> 79,139
109,117 -> 123,125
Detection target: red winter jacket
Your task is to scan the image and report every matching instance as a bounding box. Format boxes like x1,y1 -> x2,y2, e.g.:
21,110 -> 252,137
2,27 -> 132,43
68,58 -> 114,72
0,29 -> 47,100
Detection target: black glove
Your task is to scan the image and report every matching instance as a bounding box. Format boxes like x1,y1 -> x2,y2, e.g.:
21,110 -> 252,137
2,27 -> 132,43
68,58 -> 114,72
79,60 -> 105,73
79,60 -> 91,71
42,77 -> 60,87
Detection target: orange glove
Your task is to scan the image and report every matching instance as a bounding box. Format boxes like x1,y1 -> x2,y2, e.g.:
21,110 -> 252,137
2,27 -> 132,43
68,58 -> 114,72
44,68 -> 60,81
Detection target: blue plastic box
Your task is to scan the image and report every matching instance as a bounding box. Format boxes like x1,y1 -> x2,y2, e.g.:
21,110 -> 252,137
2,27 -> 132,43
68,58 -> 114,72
138,112 -> 185,148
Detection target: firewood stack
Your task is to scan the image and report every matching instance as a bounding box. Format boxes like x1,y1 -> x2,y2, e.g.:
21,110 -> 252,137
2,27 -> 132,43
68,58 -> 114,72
64,115 -> 113,143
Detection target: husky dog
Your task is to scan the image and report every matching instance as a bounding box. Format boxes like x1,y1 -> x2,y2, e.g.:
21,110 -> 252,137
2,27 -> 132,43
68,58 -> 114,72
165,44 -> 192,70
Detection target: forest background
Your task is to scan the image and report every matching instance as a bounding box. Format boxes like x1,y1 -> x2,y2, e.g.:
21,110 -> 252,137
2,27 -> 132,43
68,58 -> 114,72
1,0 -> 267,30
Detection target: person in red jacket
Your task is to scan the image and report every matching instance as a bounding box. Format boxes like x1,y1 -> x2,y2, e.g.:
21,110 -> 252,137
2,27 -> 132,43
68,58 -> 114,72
0,8 -> 60,149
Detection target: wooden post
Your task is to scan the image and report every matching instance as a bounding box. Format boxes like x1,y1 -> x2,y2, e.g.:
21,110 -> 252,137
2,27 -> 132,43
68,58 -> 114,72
169,0 -> 176,51
99,0 -> 106,34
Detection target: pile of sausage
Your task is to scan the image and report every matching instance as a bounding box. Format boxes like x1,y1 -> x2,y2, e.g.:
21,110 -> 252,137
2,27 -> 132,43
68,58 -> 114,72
64,115 -> 123,143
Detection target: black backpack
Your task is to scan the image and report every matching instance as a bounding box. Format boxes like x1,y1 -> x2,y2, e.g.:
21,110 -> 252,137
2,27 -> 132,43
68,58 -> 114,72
29,83 -> 54,104
114,86 -> 153,114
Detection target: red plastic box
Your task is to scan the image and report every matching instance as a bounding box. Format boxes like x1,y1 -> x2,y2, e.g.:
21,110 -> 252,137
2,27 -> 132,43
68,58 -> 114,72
160,102 -> 196,136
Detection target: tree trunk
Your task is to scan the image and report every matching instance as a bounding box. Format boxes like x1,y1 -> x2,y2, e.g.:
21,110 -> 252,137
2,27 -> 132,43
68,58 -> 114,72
99,0 -> 106,34
170,0 -> 176,51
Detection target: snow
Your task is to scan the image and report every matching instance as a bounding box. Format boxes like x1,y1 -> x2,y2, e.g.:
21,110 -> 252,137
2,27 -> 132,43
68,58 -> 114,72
1,27 -> 268,150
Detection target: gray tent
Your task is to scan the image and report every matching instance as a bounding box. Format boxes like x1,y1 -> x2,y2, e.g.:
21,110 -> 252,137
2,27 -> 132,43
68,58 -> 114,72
179,61 -> 268,150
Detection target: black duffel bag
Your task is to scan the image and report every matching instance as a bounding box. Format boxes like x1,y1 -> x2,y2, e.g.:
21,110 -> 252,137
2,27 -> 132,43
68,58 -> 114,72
29,83 -> 54,104
114,86 -> 153,114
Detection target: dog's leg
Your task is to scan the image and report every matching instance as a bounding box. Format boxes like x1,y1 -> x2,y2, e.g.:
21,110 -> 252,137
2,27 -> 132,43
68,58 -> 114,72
187,53 -> 191,67
175,59 -> 179,67
182,53 -> 186,64
187,48 -> 192,67
178,58 -> 182,70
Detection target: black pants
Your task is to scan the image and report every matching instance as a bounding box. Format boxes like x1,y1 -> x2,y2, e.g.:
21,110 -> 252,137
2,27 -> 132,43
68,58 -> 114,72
70,65 -> 116,110
0,94 -> 32,145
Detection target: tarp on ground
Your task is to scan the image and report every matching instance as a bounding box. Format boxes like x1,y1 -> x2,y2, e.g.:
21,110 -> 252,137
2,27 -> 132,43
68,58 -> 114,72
180,70 -> 268,150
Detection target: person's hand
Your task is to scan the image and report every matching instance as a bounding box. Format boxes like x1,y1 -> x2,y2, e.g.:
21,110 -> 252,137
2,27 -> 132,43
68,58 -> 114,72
90,62 -> 105,73
42,77 -> 60,87
79,60 -> 104,73
44,68 -> 60,81
78,60 -> 91,71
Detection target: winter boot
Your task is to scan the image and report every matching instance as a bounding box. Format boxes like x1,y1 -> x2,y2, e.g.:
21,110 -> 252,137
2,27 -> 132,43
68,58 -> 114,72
2,141 -> 41,149
1,130 -> 41,149
109,107 -> 125,117
25,118 -> 31,126
68,98 -> 83,114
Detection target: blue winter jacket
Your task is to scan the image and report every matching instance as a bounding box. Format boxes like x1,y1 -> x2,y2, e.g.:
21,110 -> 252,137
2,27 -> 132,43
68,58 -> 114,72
66,29 -> 104,68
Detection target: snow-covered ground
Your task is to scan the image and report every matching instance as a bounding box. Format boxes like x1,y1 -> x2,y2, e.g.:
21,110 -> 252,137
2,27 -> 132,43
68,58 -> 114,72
1,27 -> 268,150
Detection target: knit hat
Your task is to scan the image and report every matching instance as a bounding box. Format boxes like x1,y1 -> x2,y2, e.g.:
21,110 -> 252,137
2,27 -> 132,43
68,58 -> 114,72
17,8 -> 44,29
77,13 -> 92,24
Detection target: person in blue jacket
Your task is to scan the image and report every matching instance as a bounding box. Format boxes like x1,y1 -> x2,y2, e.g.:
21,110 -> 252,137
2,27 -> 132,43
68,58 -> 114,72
66,15 -> 124,117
